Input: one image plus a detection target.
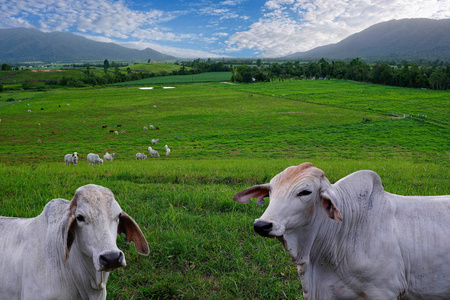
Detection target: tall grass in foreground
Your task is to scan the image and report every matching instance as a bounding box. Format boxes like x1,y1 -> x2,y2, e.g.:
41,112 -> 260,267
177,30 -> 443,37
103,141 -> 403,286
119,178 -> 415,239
0,158 -> 448,299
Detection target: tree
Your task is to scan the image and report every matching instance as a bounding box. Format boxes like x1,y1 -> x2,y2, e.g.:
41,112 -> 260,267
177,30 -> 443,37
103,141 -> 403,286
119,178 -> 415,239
103,59 -> 110,73
1,63 -> 12,71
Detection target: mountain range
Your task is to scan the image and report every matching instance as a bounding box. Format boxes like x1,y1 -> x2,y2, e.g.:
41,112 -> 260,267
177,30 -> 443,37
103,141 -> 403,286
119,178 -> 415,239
0,18 -> 449,63
284,18 -> 450,61
0,28 -> 175,63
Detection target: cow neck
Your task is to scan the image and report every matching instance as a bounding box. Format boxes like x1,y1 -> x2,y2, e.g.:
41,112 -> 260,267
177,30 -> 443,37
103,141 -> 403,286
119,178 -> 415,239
284,210 -> 323,267
66,238 -> 109,297
312,185 -> 363,268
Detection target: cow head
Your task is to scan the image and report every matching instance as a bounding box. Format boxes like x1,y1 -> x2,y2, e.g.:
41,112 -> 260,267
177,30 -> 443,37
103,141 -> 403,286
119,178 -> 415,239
63,184 -> 149,272
233,162 -> 342,239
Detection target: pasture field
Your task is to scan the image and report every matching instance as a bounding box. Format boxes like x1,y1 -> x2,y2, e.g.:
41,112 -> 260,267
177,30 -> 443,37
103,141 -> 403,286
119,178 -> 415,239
122,63 -> 190,74
0,63 -> 185,85
0,79 -> 449,299
111,72 -> 232,86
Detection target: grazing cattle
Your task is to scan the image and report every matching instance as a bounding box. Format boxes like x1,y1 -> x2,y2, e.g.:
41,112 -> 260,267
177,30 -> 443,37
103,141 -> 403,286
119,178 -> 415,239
64,152 -> 79,166
147,147 -> 160,158
109,130 -> 114,133
0,184 -> 149,299
151,139 -> 159,145
102,125 -> 107,129
114,131 -> 119,135
103,153 -> 115,161
164,145 -> 171,156
87,153 -> 103,166
233,162 -> 450,300
40,108 -> 44,110
51,130 -> 56,135
117,124 -> 122,127
143,126 -> 148,130
135,153 -> 147,160
149,125 -> 154,130
28,110 -> 31,112
121,130 -> 126,134
155,127 -> 159,130
37,138 -> 43,143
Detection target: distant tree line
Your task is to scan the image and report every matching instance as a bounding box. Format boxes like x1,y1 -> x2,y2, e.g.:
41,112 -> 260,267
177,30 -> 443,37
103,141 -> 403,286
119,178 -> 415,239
3,57 -> 448,90
44,59 -> 232,87
231,58 -> 450,90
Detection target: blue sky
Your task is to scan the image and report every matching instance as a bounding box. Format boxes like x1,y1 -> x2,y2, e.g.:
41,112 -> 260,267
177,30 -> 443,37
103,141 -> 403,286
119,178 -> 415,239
1,0 -> 449,58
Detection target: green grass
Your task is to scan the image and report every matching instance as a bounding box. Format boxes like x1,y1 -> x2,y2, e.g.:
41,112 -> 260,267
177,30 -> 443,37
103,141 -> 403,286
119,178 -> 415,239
0,69 -> 88,84
0,79 -> 449,299
111,72 -> 232,85
121,63 -> 190,73
0,63 -> 187,85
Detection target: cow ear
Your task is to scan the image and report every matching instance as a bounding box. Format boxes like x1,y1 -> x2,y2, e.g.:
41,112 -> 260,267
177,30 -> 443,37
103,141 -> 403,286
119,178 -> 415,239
118,212 -> 149,256
233,184 -> 270,205
64,198 -> 78,261
320,189 -> 343,222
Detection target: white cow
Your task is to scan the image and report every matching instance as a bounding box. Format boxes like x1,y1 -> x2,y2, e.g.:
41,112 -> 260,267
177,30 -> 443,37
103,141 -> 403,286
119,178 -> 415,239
0,184 -> 149,299
135,152 -> 147,160
148,147 -> 160,158
64,152 -> 79,166
164,145 -> 171,156
87,153 -> 103,166
151,139 -> 159,145
103,153 -> 115,161
234,162 -> 450,300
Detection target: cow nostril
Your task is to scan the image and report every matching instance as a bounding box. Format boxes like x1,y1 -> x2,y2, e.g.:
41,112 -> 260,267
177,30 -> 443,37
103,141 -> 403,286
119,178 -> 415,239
99,252 -> 124,269
254,220 -> 273,237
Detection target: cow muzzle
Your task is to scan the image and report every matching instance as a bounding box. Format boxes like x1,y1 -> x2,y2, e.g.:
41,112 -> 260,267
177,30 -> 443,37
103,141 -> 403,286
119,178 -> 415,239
254,220 -> 273,237
98,251 -> 126,271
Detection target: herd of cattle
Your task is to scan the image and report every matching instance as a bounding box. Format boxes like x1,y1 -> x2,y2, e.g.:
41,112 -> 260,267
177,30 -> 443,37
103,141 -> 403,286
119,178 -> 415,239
1,162 -> 449,299
63,143 -> 171,166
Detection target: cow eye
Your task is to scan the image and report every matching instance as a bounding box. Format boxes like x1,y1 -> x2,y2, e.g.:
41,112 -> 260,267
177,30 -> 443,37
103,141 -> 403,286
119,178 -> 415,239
297,190 -> 312,197
76,215 -> 85,223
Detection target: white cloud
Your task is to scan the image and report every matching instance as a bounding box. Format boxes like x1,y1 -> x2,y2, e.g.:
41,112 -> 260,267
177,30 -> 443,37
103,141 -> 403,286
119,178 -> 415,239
227,0 -> 450,57
1,0 -> 182,41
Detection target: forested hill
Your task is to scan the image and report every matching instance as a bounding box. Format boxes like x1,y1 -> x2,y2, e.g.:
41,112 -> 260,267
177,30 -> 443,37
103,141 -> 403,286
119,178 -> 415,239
285,18 -> 450,61
0,28 -> 176,63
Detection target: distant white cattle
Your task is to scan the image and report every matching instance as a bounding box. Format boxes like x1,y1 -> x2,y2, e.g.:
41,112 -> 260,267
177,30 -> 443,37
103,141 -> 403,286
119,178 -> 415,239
87,153 -> 103,166
234,162 -> 450,300
135,153 -> 147,160
103,153 -> 115,161
64,152 -> 79,166
147,147 -> 160,158
0,184 -> 149,299
164,145 -> 171,156
151,139 -> 159,145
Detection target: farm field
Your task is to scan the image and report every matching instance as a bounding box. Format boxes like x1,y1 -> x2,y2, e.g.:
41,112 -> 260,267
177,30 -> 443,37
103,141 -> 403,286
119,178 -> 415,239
0,79 -> 449,299
0,63 -> 187,86
111,72 -> 232,85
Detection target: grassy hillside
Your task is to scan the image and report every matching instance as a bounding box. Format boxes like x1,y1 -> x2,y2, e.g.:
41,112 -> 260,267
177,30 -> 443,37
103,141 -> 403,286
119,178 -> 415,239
0,79 -> 448,299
